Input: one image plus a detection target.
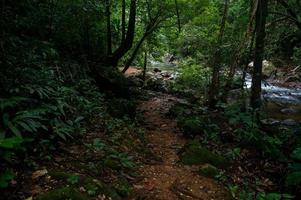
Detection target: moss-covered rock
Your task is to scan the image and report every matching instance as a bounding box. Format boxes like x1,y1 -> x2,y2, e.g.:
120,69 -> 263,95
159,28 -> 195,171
180,141 -> 229,168
48,171 -> 121,200
48,171 -> 76,180
199,164 -> 219,178
178,117 -> 203,136
36,187 -> 89,200
107,98 -> 136,119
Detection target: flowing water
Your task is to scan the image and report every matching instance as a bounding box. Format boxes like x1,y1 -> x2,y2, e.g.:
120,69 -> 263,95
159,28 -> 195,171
147,58 -> 301,122
244,73 -> 301,122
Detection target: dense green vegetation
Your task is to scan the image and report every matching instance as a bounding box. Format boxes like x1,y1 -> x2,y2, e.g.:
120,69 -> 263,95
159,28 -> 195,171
1,0 -> 301,199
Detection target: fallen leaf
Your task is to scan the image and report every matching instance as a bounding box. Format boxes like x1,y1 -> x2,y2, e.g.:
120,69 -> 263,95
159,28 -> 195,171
32,169 -> 48,179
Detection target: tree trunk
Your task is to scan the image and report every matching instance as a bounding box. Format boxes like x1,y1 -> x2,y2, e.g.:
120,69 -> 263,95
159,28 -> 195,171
121,0 -> 126,43
208,0 -> 229,108
105,0 -> 112,55
143,51 -> 147,82
111,0 -> 137,64
175,0 -> 181,33
250,0 -> 268,109
221,0 -> 258,101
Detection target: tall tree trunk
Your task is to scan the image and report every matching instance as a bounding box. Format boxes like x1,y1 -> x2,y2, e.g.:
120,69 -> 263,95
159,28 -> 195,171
105,0 -> 112,55
111,0 -> 137,64
208,0 -> 229,108
121,0 -> 126,43
250,0 -> 268,109
122,32 -> 149,73
174,0 -> 181,33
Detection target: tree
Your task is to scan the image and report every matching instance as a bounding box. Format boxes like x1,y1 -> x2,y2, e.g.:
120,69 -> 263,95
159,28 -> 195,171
207,0 -> 230,108
221,0 -> 258,101
250,0 -> 268,109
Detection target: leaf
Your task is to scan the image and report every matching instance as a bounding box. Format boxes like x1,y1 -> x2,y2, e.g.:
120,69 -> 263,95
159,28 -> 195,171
0,137 -> 24,149
67,175 -> 80,184
7,122 -> 21,137
0,170 -> 14,188
32,169 -> 48,179
286,172 -> 301,186
291,148 -> 301,161
265,193 -> 281,200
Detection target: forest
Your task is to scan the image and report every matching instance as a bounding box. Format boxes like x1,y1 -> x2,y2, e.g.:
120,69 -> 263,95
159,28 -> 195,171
1,0 -> 301,199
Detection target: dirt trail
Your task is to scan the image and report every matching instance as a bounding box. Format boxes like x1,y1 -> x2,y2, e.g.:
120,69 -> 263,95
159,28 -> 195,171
131,93 -> 229,200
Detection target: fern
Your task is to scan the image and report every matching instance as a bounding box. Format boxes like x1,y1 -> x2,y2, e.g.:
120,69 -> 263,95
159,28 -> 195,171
0,97 -> 29,110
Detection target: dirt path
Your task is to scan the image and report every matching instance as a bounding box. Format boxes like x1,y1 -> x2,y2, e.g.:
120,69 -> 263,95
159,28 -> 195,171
131,93 -> 229,200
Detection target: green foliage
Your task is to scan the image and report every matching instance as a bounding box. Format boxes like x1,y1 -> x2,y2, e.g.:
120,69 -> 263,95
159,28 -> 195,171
0,137 -> 25,149
0,170 -> 14,189
172,60 -> 211,94
291,147 -> 301,161
36,187 -> 90,200
224,104 -> 286,157
67,175 -> 80,185
255,192 -> 294,200
177,115 -> 219,140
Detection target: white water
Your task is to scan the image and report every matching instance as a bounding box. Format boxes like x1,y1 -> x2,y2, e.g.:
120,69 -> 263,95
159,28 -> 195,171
244,73 -> 301,105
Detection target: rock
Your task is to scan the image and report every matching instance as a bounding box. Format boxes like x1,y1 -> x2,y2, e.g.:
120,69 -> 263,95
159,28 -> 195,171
107,98 -> 136,119
160,71 -> 172,78
261,118 -> 281,126
281,108 -> 298,114
180,141 -> 229,168
199,164 -> 219,178
248,60 -> 276,78
281,119 -> 298,126
153,68 -> 161,73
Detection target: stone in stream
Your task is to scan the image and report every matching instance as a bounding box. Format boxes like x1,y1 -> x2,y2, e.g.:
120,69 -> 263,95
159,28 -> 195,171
153,68 -> 162,73
281,108 -> 298,114
261,118 -> 281,126
281,119 -> 298,126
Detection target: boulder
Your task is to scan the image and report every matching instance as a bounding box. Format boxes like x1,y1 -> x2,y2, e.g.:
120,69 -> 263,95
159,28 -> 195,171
180,141 -> 229,168
248,60 -> 276,78
199,164 -> 219,178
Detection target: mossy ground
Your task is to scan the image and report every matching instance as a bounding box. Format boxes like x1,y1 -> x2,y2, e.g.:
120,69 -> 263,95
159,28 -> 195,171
180,140 -> 229,168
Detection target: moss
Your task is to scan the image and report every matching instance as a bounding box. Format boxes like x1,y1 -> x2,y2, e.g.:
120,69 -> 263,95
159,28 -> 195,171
177,117 -> 203,136
107,98 -> 136,119
199,164 -> 219,178
48,171 -> 78,180
114,178 -> 132,197
180,141 -> 229,168
36,187 -> 89,200
104,158 -> 122,170
48,171 -> 121,200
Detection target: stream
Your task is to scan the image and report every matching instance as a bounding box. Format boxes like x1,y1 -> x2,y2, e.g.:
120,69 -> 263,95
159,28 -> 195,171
244,73 -> 301,122
147,58 -> 301,123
